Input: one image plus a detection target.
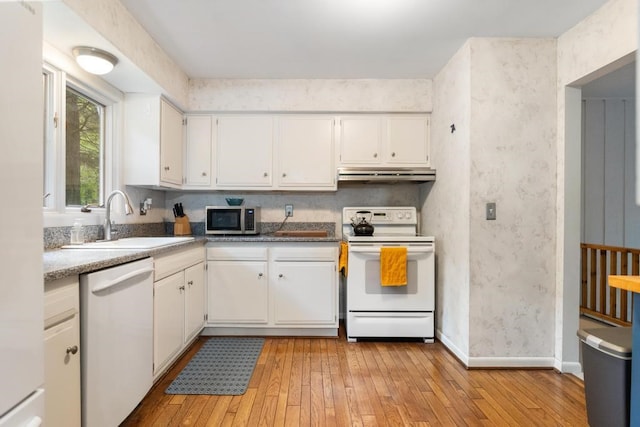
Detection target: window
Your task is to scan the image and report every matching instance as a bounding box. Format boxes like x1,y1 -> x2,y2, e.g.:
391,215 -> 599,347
65,87 -> 104,207
42,61 -> 119,220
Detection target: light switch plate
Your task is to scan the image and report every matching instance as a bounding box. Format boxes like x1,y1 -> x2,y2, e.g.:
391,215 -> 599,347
486,202 -> 496,220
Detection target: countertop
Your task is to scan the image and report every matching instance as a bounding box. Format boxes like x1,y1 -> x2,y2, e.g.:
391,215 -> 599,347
44,235 -> 339,281
44,238 -> 207,282
205,235 -> 340,243
609,275 -> 640,292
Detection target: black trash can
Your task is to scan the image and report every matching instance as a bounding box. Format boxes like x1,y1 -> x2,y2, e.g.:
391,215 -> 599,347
577,327 -> 632,427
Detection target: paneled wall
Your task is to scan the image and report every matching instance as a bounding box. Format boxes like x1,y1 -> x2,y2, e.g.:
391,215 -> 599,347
582,98 -> 638,247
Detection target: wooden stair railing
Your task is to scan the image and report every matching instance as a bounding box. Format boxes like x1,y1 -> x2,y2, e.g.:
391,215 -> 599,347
580,243 -> 636,326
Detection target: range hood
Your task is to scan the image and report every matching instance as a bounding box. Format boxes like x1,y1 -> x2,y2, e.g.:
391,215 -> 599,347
337,167 -> 436,183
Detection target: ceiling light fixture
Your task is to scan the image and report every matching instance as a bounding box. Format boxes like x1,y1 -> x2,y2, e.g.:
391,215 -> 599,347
72,46 -> 118,75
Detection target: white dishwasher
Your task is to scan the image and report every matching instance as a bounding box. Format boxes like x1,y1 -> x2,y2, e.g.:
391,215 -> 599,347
80,257 -> 154,427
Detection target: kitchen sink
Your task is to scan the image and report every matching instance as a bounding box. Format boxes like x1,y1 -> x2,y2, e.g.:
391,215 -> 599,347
62,236 -> 195,250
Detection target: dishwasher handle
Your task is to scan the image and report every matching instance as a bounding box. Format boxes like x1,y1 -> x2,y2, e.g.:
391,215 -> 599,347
91,266 -> 154,293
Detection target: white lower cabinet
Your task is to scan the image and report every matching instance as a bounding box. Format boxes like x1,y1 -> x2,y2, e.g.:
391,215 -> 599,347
185,263 -> 206,341
153,272 -> 185,377
206,243 -> 338,336
208,260 -> 268,323
153,246 -> 206,379
44,276 -> 81,427
271,261 -> 336,324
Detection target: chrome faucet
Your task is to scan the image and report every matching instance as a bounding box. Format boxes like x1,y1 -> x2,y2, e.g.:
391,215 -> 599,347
104,190 -> 134,241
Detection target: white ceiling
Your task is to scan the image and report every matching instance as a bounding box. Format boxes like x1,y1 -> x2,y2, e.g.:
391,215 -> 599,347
118,0 -> 610,79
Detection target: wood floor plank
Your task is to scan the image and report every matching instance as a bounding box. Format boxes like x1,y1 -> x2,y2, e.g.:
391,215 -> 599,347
299,384 -> 312,426
122,327 -> 589,427
204,395 -> 233,426
230,388 -> 256,427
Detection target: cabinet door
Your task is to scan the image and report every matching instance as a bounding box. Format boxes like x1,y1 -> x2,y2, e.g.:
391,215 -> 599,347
278,116 -> 335,188
160,99 -> 184,185
216,116 -> 273,187
184,262 -> 205,342
185,116 -> 212,187
44,317 -> 81,427
338,116 -> 383,165
272,261 -> 336,324
208,260 -> 268,323
153,272 -> 184,375
386,115 -> 430,165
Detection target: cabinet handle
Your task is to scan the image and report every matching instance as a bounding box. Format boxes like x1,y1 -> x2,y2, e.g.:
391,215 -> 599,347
187,280 -> 194,286
202,172 -> 207,176
179,285 -> 185,291
258,272 -> 263,278
164,166 -> 170,171
282,173 -> 286,178
391,152 -> 396,157
373,153 -> 378,158
278,273 -> 284,278
66,345 -> 78,355
263,172 -> 268,178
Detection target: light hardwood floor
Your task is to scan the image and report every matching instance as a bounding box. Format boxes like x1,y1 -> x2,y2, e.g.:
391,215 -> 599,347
122,326 -> 588,426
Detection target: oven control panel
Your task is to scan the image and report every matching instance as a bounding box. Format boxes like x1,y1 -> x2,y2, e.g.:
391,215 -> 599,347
343,207 -> 417,225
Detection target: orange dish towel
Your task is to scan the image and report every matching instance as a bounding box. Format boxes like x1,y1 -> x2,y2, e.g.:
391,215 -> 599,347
339,241 -> 349,277
380,247 -> 407,286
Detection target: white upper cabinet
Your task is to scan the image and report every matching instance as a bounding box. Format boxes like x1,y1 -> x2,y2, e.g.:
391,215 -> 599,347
277,116 -> 336,190
338,114 -> 430,167
214,115 -> 336,191
160,100 -> 184,185
184,115 -> 213,187
215,115 -> 274,188
124,95 -> 184,188
338,116 -> 384,165
386,115 -> 430,165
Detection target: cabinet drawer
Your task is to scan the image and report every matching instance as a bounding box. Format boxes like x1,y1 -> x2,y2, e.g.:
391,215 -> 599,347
207,246 -> 268,261
271,246 -> 337,261
44,276 -> 79,330
155,246 -> 205,281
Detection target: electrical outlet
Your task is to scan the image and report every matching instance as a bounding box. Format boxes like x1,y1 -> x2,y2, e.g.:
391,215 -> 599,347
486,202 -> 496,220
285,204 -> 294,217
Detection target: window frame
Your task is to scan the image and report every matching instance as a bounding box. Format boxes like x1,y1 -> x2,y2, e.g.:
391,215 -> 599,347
42,60 -> 122,227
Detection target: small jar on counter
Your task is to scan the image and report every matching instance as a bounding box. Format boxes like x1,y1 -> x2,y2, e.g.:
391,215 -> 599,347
70,219 -> 85,245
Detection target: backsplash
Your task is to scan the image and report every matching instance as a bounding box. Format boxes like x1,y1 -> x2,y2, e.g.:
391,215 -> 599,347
44,222 -> 166,250
44,221 -> 336,249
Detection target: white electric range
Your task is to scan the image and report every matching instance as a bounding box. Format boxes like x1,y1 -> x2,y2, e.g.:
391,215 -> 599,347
342,207 -> 435,343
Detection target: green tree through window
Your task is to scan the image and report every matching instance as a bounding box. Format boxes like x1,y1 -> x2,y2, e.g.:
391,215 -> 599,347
66,88 -> 103,206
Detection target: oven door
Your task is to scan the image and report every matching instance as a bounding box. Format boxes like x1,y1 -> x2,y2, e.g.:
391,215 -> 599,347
346,243 -> 434,312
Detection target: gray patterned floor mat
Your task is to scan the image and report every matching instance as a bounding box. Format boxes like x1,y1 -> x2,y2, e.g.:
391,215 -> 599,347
165,337 -> 264,395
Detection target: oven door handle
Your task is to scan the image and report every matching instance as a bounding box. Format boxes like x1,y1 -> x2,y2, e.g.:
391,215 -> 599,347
348,245 -> 434,254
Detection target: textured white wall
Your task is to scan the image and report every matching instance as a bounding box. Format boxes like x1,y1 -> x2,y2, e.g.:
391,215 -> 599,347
556,0 -> 637,372
422,41 -> 472,360
189,79 -> 432,112
166,184 -> 421,234
467,38 -> 557,359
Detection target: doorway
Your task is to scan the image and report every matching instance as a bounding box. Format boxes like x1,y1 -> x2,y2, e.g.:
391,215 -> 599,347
562,56 -> 636,373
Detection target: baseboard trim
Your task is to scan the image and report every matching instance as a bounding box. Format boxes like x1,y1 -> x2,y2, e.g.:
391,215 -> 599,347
437,329 -> 557,369
201,326 -> 338,337
559,360 -> 583,375
436,329 -> 469,366
467,356 -> 556,369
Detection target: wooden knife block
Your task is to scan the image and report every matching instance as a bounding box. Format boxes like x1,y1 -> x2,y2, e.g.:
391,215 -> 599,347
174,215 -> 191,236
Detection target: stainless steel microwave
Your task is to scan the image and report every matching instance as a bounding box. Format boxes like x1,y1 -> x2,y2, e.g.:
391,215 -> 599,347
205,206 -> 260,235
